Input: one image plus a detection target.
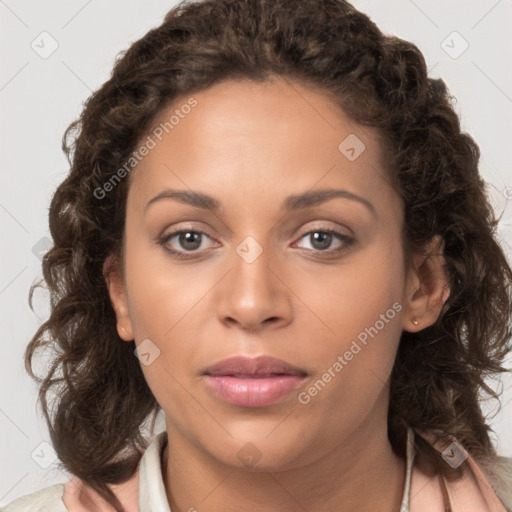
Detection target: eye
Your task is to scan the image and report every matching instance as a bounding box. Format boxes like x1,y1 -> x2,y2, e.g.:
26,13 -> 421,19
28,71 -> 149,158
158,229 -> 217,259
158,226 -> 355,260
293,228 -> 354,254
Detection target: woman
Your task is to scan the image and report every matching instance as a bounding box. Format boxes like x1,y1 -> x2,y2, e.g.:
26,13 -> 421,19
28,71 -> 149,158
3,0 -> 512,510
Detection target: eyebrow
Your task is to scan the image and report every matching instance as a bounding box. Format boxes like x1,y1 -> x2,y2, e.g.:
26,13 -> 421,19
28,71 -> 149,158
144,188 -> 377,217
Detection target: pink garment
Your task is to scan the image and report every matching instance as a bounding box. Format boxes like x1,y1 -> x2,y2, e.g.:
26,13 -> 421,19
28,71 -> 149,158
63,474 -> 139,511
408,449 -> 507,511
410,429 -> 509,512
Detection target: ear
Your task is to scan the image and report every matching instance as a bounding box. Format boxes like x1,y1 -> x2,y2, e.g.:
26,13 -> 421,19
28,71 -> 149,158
402,235 -> 451,333
103,254 -> 134,341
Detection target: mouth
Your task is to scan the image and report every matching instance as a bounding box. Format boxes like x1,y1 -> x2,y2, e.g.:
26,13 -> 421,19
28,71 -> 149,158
202,355 -> 308,408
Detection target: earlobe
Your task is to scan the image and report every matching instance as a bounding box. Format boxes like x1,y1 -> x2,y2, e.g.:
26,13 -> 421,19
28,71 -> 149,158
103,254 -> 134,342
118,323 -> 134,340
402,235 -> 451,333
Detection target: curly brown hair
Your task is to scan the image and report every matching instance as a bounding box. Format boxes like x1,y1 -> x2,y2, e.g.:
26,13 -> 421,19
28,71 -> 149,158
25,0 -> 512,509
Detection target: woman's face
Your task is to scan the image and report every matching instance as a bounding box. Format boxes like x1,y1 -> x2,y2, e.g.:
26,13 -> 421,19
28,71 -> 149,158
108,76 -> 423,470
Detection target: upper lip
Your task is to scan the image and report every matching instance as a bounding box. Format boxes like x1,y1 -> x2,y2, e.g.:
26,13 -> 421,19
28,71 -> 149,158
203,355 -> 308,377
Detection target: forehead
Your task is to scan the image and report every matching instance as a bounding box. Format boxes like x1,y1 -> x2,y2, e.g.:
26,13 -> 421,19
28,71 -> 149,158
127,76 -> 395,216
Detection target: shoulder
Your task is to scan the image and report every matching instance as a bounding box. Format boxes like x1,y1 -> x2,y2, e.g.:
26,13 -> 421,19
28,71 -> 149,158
412,428 -> 512,511
1,484 -> 67,512
479,454 -> 512,511
0,432 -> 167,512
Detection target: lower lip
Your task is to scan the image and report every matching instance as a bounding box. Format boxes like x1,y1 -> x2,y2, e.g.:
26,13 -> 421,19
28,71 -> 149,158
204,375 -> 306,407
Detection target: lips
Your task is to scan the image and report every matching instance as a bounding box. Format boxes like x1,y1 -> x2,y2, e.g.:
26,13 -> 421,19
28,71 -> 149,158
203,355 -> 308,378
203,355 -> 308,408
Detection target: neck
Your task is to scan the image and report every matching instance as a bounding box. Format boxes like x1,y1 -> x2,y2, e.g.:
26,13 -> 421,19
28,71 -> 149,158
162,400 -> 405,512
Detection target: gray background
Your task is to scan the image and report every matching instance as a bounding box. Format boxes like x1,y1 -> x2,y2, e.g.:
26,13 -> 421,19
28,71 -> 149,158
1,0 -> 511,505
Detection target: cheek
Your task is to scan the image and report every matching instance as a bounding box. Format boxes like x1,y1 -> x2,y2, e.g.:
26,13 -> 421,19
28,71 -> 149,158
293,235 -> 405,406
124,238 -> 212,339
292,232 -> 405,347
122,241 -> 219,402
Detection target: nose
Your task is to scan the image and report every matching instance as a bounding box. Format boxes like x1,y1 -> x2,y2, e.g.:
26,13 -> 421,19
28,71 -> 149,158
214,243 -> 293,333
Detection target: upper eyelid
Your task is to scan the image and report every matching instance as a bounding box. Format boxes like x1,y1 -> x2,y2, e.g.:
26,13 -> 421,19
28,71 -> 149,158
162,221 -> 350,236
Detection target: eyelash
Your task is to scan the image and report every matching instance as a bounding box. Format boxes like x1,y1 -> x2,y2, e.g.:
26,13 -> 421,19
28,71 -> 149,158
158,227 -> 355,260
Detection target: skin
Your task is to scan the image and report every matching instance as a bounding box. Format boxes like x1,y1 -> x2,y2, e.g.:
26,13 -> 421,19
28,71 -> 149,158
105,76 -> 450,512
